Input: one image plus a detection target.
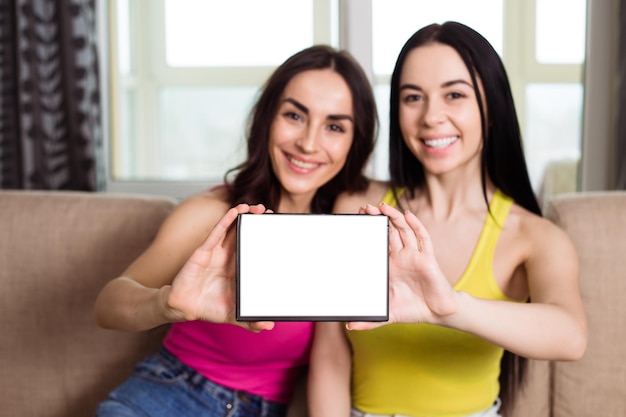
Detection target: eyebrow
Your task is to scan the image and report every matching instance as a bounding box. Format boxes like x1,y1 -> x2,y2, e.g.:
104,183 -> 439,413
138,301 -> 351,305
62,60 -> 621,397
400,79 -> 474,92
282,97 -> 354,123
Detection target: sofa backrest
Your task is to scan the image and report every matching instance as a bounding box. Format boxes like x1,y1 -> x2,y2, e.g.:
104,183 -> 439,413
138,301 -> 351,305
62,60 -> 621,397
0,191 -> 177,417
544,191 -> 626,417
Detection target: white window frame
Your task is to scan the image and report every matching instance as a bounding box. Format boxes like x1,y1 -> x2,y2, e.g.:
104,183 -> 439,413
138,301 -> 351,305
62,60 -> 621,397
98,0 -> 609,199
100,0 -> 335,199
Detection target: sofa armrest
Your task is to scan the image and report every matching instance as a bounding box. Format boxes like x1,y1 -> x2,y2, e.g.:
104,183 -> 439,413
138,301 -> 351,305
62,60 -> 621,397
0,191 -> 177,417
544,191 -> 626,417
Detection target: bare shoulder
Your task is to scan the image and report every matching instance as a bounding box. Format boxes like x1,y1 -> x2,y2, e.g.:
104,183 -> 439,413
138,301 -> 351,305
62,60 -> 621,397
158,188 -> 231,242
493,202 -> 579,302
507,203 -> 579,276
334,180 -> 390,214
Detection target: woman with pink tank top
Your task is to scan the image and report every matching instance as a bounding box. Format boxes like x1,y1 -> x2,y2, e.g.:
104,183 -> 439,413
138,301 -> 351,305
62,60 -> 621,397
93,45 -> 378,417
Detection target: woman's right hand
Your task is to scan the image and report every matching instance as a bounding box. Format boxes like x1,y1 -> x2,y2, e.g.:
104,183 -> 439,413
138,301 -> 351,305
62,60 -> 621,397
347,203 -> 458,330
162,203 -> 275,332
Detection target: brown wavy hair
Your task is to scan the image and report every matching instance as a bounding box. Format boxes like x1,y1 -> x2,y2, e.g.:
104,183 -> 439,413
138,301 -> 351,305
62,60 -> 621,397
224,45 -> 378,213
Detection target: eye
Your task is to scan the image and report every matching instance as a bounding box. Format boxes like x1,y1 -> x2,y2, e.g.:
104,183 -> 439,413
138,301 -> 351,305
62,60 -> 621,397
402,93 -> 422,103
328,123 -> 346,133
447,91 -> 466,100
283,111 -> 302,121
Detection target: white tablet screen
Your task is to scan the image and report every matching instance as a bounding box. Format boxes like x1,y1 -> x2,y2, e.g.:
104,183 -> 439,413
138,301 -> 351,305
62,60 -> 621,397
236,213 -> 388,321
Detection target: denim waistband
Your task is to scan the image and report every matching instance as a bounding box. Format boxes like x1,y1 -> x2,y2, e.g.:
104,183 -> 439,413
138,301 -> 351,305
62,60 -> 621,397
350,398 -> 502,417
157,347 -> 287,417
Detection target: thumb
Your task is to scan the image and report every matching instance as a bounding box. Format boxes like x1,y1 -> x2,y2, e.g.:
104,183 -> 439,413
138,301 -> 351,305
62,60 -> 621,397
247,321 -> 275,332
345,321 -> 386,331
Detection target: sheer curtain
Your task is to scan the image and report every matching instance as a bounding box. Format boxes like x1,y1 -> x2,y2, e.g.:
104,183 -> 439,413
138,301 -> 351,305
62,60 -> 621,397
0,0 -> 102,190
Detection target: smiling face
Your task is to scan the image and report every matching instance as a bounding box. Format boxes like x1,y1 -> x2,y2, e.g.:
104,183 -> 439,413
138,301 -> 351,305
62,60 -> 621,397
398,43 -> 485,177
268,69 -> 355,209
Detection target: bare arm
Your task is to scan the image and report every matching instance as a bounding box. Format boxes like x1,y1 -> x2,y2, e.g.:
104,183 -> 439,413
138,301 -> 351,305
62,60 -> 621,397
94,194 -> 272,332
348,203 -> 587,361
446,214 -> 587,360
308,322 -> 352,417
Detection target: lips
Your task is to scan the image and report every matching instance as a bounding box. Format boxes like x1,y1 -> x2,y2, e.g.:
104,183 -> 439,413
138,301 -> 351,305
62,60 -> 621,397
286,153 -> 322,170
422,136 -> 459,149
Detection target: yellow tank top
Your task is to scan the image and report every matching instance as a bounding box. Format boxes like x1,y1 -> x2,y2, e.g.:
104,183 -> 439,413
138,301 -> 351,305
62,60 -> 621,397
348,189 -> 524,417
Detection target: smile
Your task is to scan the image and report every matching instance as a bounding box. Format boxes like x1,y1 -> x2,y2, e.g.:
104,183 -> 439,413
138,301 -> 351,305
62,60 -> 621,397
287,154 -> 321,170
422,136 -> 459,149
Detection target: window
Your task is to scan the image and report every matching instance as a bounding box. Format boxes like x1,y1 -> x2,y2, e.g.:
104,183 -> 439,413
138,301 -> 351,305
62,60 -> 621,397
368,0 -> 505,181
103,0 -> 336,198
365,0 -> 585,193
101,0 -> 587,200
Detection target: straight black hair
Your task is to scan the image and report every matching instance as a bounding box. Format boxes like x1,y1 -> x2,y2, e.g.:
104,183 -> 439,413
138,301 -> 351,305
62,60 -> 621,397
388,21 -> 541,415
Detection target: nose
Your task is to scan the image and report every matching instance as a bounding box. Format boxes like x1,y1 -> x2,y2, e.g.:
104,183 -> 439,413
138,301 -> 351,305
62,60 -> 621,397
422,99 -> 446,126
295,125 -> 319,153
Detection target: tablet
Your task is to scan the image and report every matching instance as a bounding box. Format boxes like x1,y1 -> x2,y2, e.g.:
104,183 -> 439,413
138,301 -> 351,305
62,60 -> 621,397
236,213 -> 389,321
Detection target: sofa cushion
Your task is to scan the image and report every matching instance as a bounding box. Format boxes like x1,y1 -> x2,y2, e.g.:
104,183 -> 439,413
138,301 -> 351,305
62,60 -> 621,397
0,191 -> 177,417
545,191 -> 626,417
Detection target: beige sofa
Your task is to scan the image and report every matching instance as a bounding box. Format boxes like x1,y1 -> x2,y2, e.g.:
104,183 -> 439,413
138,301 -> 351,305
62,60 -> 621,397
0,191 -> 176,416
510,190 -> 626,417
0,190 -> 624,417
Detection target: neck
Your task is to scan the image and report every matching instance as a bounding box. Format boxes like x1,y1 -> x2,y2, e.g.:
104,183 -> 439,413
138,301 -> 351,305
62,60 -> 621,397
277,192 -> 314,214
411,174 -> 494,221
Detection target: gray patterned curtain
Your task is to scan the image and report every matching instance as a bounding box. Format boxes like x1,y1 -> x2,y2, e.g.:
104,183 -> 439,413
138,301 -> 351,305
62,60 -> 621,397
0,0 -> 102,190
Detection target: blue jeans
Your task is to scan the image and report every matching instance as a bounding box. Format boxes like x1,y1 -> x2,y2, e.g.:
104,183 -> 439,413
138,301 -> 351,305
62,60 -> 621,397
96,347 -> 288,417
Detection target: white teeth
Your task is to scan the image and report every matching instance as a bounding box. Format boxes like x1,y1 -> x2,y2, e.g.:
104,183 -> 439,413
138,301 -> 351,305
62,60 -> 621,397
288,155 -> 318,169
423,136 -> 458,149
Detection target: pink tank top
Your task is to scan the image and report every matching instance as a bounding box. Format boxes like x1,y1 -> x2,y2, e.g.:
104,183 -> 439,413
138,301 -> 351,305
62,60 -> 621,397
163,320 -> 313,403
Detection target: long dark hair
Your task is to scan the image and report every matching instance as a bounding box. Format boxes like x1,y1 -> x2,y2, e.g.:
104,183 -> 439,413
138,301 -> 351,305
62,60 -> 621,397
224,45 -> 378,213
388,22 -> 541,414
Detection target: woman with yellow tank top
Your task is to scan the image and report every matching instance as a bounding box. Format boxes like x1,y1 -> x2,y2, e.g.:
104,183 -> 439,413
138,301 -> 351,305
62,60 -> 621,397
308,22 -> 587,417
